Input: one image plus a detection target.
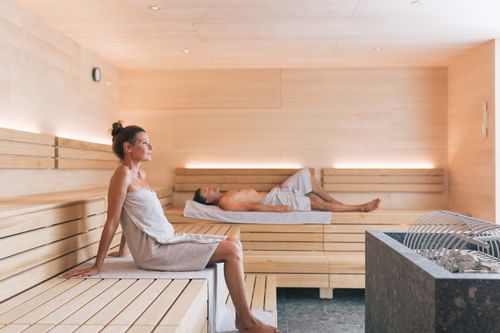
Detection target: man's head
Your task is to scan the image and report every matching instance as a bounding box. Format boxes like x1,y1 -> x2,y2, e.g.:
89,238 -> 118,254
193,187 -> 222,205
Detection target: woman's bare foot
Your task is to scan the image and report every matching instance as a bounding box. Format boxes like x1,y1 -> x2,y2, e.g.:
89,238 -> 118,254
360,198 -> 380,212
239,316 -> 279,333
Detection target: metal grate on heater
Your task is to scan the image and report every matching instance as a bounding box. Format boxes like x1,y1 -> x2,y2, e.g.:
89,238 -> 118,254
403,211 -> 500,273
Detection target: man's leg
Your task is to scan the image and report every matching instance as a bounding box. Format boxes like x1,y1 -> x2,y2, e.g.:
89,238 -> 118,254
307,170 -> 344,204
308,193 -> 380,212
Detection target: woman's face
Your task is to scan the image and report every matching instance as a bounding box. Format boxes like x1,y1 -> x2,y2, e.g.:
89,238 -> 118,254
131,132 -> 152,161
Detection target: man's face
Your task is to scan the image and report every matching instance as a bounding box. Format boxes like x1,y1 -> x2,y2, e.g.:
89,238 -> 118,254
200,187 -> 221,203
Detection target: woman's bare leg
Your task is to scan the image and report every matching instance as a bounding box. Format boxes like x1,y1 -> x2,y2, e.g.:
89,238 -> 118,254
208,237 -> 278,333
308,193 -> 380,212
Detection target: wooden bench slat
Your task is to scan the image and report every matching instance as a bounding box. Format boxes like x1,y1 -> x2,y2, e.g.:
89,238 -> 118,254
242,242 -> 323,251
73,324 -> 104,332
324,243 -> 365,252
273,273 -> 329,288
264,275 -> 277,314
0,324 -> 29,332
244,275 -> 256,308
0,141 -> 54,157
239,224 -> 323,233
62,279 -> 136,325
0,279 -> 83,324
55,138 -> 111,153
109,280 -> 171,326
325,224 -> 410,233
21,324 -> 53,332
174,183 -> 280,192
57,147 -> 116,161
56,159 -> 118,170
176,175 -> 289,184
330,274 -> 365,289
241,233 -> 323,242
326,253 -> 365,274
0,233 -> 121,302
330,210 -> 429,224
251,275 -> 266,311
324,234 -> 365,242
0,156 -> 54,169
134,279 -> 186,326
46,324 -> 80,333
0,215 -> 105,260
38,279 -> 118,325
323,183 -> 444,192
176,168 -> 302,175
1,227 -> 105,280
86,279 -> 154,325
0,200 -> 106,238
322,168 -> 444,175
0,128 -> 54,146
0,279 -> 66,316
214,225 -> 231,236
158,280 -> 207,329
111,325 -> 146,333
14,279 -> 101,324
323,175 -> 444,184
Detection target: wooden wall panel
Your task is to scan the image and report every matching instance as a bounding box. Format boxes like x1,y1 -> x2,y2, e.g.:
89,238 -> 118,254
120,67 -> 448,209
0,1 -> 119,198
119,69 -> 281,109
448,41 -> 495,221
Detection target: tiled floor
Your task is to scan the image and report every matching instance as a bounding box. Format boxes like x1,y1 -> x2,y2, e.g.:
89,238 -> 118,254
277,288 -> 365,333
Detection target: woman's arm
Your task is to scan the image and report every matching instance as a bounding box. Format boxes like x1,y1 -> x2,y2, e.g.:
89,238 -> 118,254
63,167 -> 130,277
108,234 -> 130,257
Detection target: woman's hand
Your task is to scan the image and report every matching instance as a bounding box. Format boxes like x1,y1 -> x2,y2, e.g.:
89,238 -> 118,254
107,250 -> 130,257
62,265 -> 99,278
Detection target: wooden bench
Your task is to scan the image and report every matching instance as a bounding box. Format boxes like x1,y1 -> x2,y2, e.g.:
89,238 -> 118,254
0,187 -> 230,333
0,188 -> 118,301
0,277 -> 208,333
167,167 -> 446,298
322,168 -> 446,296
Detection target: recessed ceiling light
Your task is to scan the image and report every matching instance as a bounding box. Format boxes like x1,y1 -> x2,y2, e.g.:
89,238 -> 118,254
150,5 -> 161,10
373,46 -> 383,51
410,0 -> 423,5
183,49 -> 190,54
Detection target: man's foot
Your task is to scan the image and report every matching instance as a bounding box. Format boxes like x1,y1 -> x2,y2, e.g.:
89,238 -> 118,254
360,198 -> 380,212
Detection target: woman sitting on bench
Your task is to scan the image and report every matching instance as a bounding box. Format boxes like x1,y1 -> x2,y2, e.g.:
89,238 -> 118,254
64,121 -> 279,333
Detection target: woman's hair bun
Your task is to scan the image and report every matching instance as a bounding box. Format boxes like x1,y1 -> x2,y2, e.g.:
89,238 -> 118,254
111,121 -> 124,137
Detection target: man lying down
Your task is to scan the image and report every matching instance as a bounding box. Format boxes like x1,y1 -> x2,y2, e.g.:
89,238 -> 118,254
193,168 -> 380,213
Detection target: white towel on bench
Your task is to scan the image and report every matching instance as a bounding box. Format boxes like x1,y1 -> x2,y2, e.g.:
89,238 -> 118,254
183,200 -> 332,224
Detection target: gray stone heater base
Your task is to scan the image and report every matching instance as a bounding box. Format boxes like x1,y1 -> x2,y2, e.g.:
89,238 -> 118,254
366,231 -> 500,333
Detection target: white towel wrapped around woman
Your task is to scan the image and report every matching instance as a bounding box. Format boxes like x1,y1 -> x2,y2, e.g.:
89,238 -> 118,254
120,189 -> 225,271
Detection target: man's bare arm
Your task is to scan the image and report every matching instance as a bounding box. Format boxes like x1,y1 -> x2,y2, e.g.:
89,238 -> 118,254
245,203 -> 293,212
219,199 -> 292,212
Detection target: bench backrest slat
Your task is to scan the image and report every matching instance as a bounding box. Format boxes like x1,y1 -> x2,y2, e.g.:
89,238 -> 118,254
0,128 -> 55,169
322,168 -> 445,192
174,168 -> 308,192
55,137 -> 117,169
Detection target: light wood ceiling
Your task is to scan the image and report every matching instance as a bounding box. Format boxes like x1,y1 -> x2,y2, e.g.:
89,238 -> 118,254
12,0 -> 500,69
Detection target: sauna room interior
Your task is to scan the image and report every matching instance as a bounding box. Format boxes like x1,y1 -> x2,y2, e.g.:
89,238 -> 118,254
1,1 -> 500,333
